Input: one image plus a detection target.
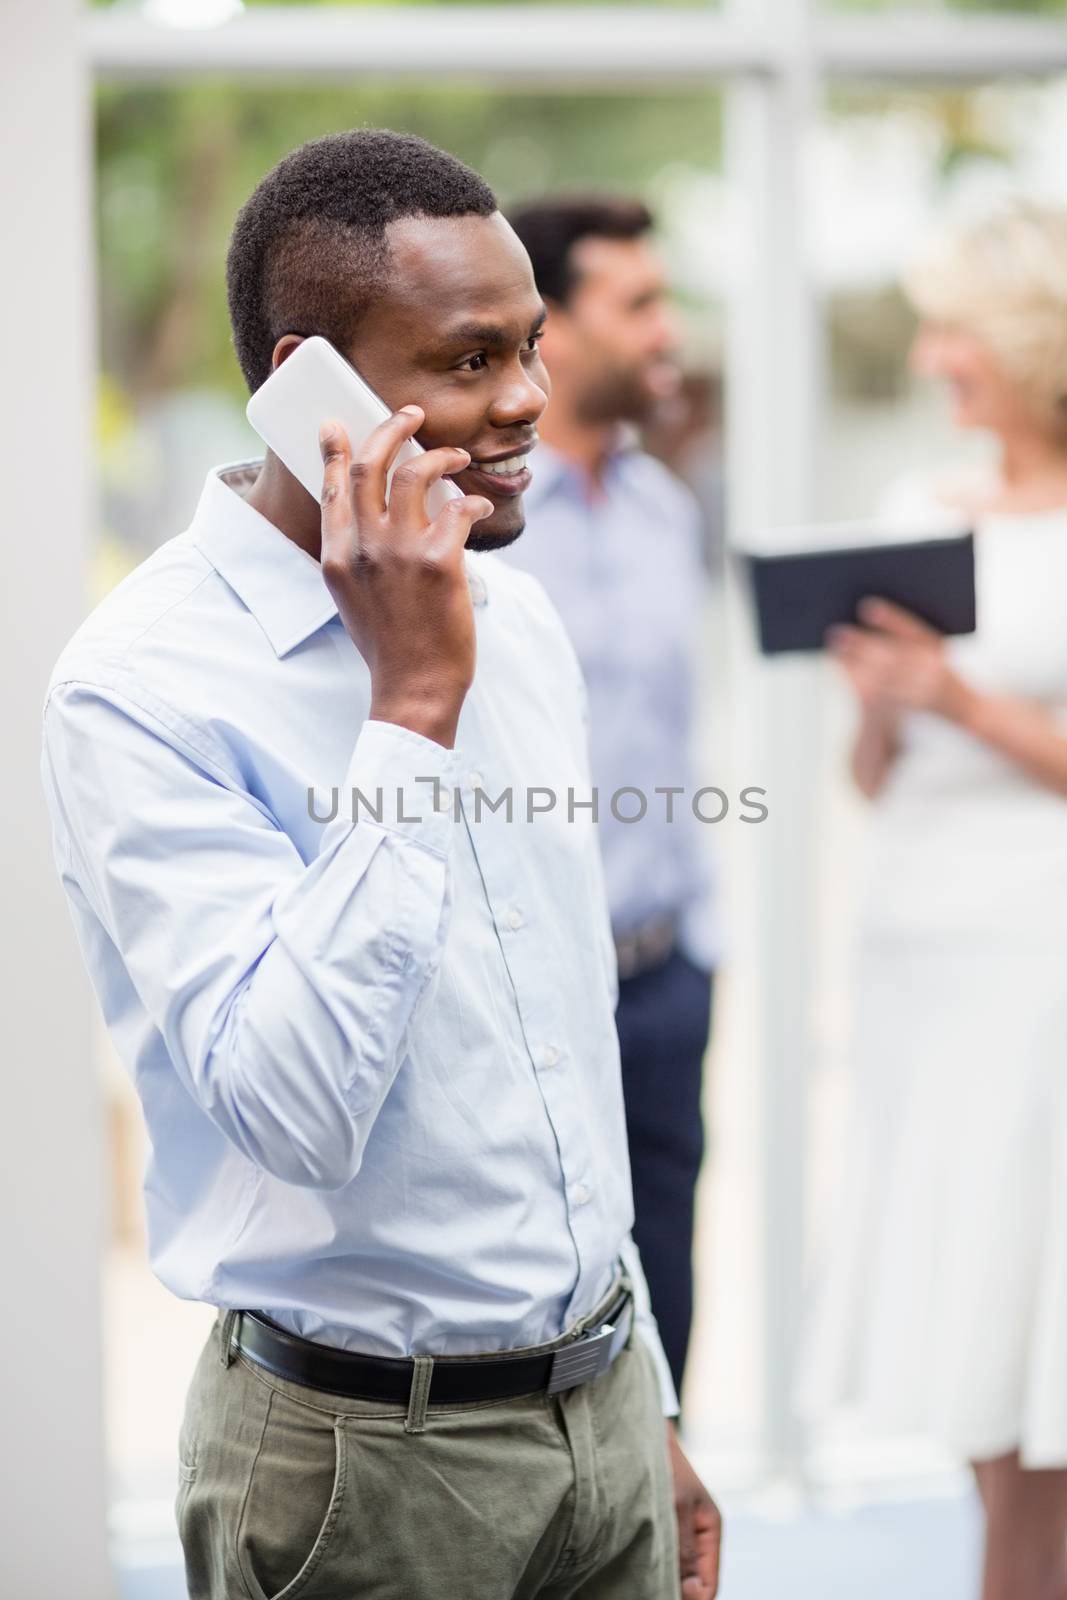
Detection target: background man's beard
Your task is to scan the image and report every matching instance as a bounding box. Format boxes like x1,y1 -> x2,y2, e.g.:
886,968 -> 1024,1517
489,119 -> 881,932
576,367 -> 657,427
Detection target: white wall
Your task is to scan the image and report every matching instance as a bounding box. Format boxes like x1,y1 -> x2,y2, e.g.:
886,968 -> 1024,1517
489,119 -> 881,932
0,0 -> 115,1591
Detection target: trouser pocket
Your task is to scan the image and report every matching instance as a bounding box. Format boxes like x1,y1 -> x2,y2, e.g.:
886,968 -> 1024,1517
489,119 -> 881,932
235,1387 -> 348,1600
178,1324 -> 349,1600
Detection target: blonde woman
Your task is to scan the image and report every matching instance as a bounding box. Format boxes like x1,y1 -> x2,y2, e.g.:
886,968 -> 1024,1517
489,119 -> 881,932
798,200 -> 1067,1600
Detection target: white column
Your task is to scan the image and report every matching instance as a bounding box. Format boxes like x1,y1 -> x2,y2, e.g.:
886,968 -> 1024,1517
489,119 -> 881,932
0,1 -> 116,1593
723,0 -> 822,1482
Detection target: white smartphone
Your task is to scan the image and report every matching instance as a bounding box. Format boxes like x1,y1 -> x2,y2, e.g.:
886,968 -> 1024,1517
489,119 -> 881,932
245,334 -> 462,517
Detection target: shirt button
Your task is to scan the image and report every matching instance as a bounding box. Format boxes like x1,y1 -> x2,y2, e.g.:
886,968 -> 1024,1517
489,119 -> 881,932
573,1183 -> 592,1207
468,770 -> 484,790
539,1043 -> 560,1069
506,906 -> 523,931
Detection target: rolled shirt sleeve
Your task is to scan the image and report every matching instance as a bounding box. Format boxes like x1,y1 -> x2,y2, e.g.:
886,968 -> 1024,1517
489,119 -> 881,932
41,680 -> 460,1191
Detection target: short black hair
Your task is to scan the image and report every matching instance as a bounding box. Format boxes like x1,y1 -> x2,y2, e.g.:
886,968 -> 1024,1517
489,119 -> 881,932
226,129 -> 497,393
508,195 -> 654,307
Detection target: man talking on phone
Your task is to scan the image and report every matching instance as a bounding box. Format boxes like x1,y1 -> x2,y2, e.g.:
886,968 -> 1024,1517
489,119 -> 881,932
40,131 -> 720,1599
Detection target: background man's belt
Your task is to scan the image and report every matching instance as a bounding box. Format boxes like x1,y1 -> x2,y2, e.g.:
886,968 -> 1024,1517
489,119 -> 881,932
614,912 -> 678,981
228,1287 -> 634,1405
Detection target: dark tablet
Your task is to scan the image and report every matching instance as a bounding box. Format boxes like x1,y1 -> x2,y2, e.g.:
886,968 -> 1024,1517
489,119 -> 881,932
743,526 -> 976,655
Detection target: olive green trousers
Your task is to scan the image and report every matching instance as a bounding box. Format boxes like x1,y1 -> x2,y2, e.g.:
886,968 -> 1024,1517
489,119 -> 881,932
176,1306 -> 678,1600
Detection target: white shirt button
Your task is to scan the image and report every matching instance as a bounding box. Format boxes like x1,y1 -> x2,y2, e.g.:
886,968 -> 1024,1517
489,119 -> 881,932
573,1183 -> 592,1207
468,771 -> 484,791
539,1043 -> 560,1069
433,785 -> 451,813
506,906 -> 523,931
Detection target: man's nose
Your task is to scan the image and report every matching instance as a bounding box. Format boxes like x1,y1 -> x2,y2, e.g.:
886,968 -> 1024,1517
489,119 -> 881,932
654,303 -> 682,351
490,365 -> 549,427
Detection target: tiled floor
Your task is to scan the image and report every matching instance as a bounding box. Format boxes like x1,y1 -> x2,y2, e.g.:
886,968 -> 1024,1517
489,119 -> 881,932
117,1490 -> 982,1600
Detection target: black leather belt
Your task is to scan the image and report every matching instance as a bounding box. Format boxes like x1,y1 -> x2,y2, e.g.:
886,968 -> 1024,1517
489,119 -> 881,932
229,1288 -> 634,1406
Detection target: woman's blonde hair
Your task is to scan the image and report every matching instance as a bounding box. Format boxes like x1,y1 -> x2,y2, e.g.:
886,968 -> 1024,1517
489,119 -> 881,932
904,198 -> 1067,433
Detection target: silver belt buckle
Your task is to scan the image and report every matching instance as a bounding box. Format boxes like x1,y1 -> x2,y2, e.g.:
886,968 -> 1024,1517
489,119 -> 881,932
546,1298 -> 632,1395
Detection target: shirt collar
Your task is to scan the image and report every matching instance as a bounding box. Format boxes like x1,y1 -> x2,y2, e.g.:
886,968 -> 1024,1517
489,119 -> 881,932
189,459 -> 488,660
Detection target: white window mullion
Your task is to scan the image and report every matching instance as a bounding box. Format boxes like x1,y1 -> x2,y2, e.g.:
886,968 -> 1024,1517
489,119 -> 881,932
722,0 -> 823,1489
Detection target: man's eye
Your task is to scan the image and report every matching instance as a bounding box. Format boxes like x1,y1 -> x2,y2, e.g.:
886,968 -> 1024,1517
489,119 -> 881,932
524,331 -> 545,352
459,353 -> 489,372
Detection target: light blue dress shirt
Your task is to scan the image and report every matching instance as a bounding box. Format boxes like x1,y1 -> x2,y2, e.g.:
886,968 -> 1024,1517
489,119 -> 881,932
41,459 -> 677,1414
497,439 -> 720,971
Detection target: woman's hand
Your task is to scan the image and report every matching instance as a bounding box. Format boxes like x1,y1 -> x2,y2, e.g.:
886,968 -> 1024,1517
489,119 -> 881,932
827,597 -> 975,722
828,596 -> 1067,799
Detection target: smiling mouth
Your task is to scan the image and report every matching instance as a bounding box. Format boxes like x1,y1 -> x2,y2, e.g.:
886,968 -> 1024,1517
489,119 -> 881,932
473,452 -> 531,477
456,444 -> 536,499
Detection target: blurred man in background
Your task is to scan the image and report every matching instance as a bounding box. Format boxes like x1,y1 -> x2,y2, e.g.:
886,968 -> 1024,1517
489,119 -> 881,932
500,197 -> 720,1402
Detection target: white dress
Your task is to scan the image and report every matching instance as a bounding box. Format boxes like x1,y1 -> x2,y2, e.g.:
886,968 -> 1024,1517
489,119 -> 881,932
796,486 -> 1067,1468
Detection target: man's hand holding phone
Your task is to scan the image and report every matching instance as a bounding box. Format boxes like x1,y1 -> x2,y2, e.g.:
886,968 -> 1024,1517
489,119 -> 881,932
318,406 -> 494,750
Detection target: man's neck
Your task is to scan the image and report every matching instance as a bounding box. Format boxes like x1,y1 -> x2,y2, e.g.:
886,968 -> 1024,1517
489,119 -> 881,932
537,409 -> 618,492
998,424 -> 1067,492
243,451 -> 324,561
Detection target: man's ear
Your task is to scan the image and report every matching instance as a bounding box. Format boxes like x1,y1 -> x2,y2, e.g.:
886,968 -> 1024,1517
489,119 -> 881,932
271,332 -> 306,372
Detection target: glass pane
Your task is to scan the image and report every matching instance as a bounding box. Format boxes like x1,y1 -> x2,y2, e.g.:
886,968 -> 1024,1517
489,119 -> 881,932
95,79 -> 722,559
815,76 -> 1067,521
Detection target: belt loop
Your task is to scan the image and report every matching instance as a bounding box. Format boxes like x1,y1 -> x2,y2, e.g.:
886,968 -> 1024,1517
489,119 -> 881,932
219,1309 -> 238,1369
404,1356 -> 434,1434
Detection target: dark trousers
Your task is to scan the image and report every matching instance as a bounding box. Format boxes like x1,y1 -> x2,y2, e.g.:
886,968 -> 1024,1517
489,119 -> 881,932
616,947 -> 713,1402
